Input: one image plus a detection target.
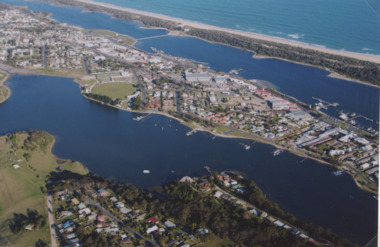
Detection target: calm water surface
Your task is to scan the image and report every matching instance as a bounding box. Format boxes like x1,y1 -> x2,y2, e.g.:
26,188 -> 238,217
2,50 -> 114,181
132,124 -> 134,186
0,75 -> 377,245
0,0 -> 378,245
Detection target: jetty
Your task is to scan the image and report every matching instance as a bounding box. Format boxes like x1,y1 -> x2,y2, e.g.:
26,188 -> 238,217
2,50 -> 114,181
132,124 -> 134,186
312,97 -> 339,108
186,129 -> 197,136
133,114 -> 151,121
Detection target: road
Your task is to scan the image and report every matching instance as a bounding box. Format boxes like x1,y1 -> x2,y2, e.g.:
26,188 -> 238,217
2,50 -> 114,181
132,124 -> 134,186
82,195 -> 156,244
133,70 -> 146,108
46,195 -> 58,247
43,46 -> 48,69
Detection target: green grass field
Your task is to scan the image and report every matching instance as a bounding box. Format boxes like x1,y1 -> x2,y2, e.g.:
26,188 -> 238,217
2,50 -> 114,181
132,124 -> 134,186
0,72 -> 9,104
0,131 -> 88,246
90,29 -> 136,45
198,236 -> 234,247
92,82 -> 136,99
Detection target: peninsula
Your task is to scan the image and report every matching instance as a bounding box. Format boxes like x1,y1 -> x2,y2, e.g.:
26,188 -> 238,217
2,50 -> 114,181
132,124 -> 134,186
0,3 -> 378,194
41,0 -> 380,86
0,131 -> 357,246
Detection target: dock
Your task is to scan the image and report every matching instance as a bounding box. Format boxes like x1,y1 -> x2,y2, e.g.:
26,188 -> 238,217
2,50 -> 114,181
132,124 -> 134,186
133,114 -> 151,121
312,97 -> 339,108
186,129 -> 197,136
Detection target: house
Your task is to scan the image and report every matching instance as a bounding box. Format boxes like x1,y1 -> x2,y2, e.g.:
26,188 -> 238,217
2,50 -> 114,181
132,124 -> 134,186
120,207 -> 132,214
273,220 -> 284,227
78,203 -> 86,210
98,189 -> 109,197
79,208 -> 91,215
214,191 -> 223,198
146,225 -> 159,234
71,198 -> 79,205
146,216 -> 159,224
198,228 -> 209,235
164,220 -> 176,229
97,215 -> 105,222
116,201 -> 125,208
62,220 -> 74,229
67,233 -> 76,240
119,236 -> 133,245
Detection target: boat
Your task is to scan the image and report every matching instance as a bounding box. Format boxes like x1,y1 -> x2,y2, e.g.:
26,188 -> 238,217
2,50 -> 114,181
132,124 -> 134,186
332,170 -> 343,176
143,170 -> 150,174
244,145 -> 251,150
133,116 -> 144,121
339,113 -> 348,121
273,149 -> 283,156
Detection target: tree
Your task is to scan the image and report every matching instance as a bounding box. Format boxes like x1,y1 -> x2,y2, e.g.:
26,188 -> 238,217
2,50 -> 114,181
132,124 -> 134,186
35,239 -> 48,247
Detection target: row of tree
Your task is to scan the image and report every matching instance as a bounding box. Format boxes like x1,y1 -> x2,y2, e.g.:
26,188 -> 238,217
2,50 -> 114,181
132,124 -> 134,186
85,93 -> 121,106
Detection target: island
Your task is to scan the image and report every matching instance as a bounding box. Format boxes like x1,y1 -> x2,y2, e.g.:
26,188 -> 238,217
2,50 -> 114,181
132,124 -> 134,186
0,3 -> 378,195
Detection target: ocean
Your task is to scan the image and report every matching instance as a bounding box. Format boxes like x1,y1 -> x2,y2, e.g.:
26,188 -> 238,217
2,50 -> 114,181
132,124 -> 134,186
93,0 -> 380,55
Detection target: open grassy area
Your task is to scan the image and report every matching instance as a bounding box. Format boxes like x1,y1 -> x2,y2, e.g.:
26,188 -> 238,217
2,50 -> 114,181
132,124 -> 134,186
0,71 -> 9,104
92,82 -> 136,99
90,29 -> 136,45
198,235 -> 234,247
0,131 -> 88,246
214,126 -> 230,134
35,68 -> 86,78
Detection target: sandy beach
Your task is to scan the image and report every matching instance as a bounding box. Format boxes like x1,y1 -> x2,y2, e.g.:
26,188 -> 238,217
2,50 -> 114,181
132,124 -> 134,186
73,0 -> 380,64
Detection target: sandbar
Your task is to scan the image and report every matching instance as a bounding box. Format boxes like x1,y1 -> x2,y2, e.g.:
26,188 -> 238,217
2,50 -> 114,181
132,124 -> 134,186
74,0 -> 380,64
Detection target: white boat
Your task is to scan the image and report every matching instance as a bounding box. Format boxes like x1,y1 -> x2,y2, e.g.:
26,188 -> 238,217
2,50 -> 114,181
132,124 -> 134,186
244,145 -> 251,150
273,149 -> 283,156
143,170 -> 150,174
332,170 -> 343,176
339,113 -> 348,121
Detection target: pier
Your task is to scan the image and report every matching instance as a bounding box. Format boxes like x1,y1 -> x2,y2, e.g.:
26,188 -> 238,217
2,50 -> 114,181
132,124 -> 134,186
312,97 -> 339,108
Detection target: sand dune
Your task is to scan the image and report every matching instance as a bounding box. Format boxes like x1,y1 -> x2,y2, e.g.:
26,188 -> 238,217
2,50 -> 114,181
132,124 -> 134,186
74,0 -> 380,64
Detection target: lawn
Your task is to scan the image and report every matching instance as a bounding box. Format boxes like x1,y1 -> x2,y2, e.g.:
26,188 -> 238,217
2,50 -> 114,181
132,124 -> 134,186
0,131 -> 89,246
0,71 -> 9,103
90,29 -> 136,45
92,82 -> 136,99
198,235 -> 234,247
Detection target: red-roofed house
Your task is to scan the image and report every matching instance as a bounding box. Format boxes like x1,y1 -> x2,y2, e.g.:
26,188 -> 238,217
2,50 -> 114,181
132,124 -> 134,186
146,216 -> 159,224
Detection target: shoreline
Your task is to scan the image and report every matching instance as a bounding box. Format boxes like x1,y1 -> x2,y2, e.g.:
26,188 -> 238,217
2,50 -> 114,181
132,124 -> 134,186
252,54 -> 380,88
80,87 -> 377,194
0,62 -> 377,194
72,0 -> 380,64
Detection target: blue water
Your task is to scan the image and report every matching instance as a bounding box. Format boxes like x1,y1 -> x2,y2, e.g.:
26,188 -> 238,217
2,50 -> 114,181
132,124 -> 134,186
135,36 -> 380,129
0,1 -> 378,244
91,0 -> 380,55
0,75 -> 377,245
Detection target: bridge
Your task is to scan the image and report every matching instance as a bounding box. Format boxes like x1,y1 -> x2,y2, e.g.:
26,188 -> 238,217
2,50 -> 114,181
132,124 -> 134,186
136,34 -> 169,41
